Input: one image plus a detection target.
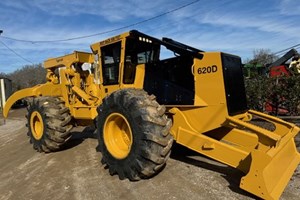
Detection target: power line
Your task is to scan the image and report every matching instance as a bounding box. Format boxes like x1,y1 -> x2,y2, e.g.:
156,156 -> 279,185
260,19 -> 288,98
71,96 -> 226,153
0,40 -> 34,64
273,43 -> 300,55
274,45 -> 300,58
0,0 -> 200,44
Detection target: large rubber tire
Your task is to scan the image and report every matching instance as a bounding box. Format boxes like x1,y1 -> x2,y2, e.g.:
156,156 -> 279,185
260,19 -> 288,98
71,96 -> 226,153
26,97 -> 73,153
97,89 -> 173,180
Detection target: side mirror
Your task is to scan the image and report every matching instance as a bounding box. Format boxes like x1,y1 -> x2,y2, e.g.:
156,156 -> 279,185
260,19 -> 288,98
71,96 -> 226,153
81,63 -> 92,73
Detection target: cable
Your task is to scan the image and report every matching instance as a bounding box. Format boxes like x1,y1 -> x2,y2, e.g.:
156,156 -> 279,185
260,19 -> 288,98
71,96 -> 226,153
0,0 -> 200,44
273,43 -> 300,55
0,40 -> 34,64
275,46 -> 300,58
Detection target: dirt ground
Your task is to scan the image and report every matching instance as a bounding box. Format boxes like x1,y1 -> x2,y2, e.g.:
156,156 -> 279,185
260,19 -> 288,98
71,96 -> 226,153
0,108 -> 299,200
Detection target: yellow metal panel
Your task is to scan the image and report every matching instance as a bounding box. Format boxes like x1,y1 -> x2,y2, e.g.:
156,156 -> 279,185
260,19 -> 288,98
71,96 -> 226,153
70,106 -> 98,120
169,107 -> 252,168
227,116 -> 281,145
90,31 -> 130,51
193,53 -> 227,106
165,53 -> 230,135
57,69 -> 71,107
176,126 -> 250,167
240,140 -> 300,200
132,64 -> 145,88
44,51 -> 93,69
121,64 -> 145,89
208,127 -> 259,153
249,109 -> 294,137
170,105 -> 228,136
100,85 -> 120,98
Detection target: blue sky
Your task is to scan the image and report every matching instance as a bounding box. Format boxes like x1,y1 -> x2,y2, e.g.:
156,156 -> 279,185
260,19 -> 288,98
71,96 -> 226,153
0,0 -> 300,73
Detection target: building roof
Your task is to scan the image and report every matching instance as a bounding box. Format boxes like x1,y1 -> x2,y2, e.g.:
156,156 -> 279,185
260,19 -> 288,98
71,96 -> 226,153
0,76 -> 12,81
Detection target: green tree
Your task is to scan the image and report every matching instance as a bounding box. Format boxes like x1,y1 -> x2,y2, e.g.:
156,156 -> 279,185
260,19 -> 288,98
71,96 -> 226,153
244,49 -> 300,115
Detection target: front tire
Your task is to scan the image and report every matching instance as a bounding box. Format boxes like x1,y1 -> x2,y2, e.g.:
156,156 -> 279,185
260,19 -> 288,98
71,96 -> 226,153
26,97 -> 73,152
97,89 -> 173,180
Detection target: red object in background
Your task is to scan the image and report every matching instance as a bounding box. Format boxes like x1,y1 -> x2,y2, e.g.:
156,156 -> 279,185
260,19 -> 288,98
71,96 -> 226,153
269,65 -> 290,77
267,65 -> 290,115
265,49 -> 299,115
265,101 -> 289,115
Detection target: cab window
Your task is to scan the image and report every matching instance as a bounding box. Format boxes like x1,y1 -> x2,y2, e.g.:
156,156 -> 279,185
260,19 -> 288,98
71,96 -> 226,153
101,42 -> 121,85
123,38 -> 159,84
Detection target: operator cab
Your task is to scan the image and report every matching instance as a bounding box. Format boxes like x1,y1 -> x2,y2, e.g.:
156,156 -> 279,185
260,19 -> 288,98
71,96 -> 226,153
91,30 -> 204,105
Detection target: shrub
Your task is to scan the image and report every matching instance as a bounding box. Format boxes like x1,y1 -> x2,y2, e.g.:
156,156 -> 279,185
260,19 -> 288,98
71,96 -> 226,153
245,75 -> 300,116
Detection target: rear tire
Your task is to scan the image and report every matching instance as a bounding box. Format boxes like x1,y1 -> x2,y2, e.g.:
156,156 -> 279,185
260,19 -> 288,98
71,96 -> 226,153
97,89 -> 173,180
26,97 -> 73,152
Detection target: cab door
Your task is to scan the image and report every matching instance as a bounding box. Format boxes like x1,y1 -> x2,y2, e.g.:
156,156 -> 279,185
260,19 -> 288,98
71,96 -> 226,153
99,41 -> 123,97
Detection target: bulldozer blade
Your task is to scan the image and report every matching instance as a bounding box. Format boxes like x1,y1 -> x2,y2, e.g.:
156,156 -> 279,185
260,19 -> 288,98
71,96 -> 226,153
225,110 -> 300,199
240,139 -> 300,200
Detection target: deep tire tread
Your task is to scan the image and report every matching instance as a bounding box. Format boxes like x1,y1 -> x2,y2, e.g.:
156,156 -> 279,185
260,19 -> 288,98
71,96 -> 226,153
97,89 -> 173,181
26,96 -> 73,153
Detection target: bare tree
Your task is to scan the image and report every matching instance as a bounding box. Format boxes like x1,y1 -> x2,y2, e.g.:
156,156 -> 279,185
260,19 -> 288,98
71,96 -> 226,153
248,49 -> 278,66
6,64 -> 46,93
0,72 -> 8,79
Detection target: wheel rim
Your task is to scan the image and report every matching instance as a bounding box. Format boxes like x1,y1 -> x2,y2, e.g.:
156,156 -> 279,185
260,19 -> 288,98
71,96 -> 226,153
103,113 -> 133,159
30,111 -> 44,140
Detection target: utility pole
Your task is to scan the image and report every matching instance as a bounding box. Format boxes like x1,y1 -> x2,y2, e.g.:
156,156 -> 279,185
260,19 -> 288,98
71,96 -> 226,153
0,30 -> 4,124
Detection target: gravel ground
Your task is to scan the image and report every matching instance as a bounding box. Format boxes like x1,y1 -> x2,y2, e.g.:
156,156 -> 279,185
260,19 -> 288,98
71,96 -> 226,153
0,108 -> 299,200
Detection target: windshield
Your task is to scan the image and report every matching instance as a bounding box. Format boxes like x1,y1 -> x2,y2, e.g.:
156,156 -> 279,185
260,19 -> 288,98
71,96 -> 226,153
125,38 -> 160,64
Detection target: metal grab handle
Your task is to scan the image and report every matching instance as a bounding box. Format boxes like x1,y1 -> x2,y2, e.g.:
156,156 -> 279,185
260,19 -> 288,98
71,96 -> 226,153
191,65 -> 195,76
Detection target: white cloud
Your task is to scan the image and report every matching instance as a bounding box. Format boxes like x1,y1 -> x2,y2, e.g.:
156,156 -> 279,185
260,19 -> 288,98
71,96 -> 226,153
1,0 -> 300,73
27,0 -> 172,21
279,0 -> 300,16
200,13 -> 300,39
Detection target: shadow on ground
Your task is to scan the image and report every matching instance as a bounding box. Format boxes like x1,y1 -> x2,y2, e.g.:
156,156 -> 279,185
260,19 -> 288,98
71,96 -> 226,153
170,143 -> 259,199
60,126 -> 97,151
60,127 -> 259,199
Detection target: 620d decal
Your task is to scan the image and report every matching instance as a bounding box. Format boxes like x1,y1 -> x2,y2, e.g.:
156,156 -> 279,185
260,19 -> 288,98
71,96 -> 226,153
197,65 -> 217,74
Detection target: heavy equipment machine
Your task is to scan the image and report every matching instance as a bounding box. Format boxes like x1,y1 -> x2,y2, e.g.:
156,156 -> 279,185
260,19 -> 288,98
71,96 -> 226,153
265,49 -> 300,115
3,30 -> 300,199
268,48 -> 300,77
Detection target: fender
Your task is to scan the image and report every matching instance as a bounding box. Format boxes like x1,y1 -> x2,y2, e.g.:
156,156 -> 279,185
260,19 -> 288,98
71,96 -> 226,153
3,83 -> 62,118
